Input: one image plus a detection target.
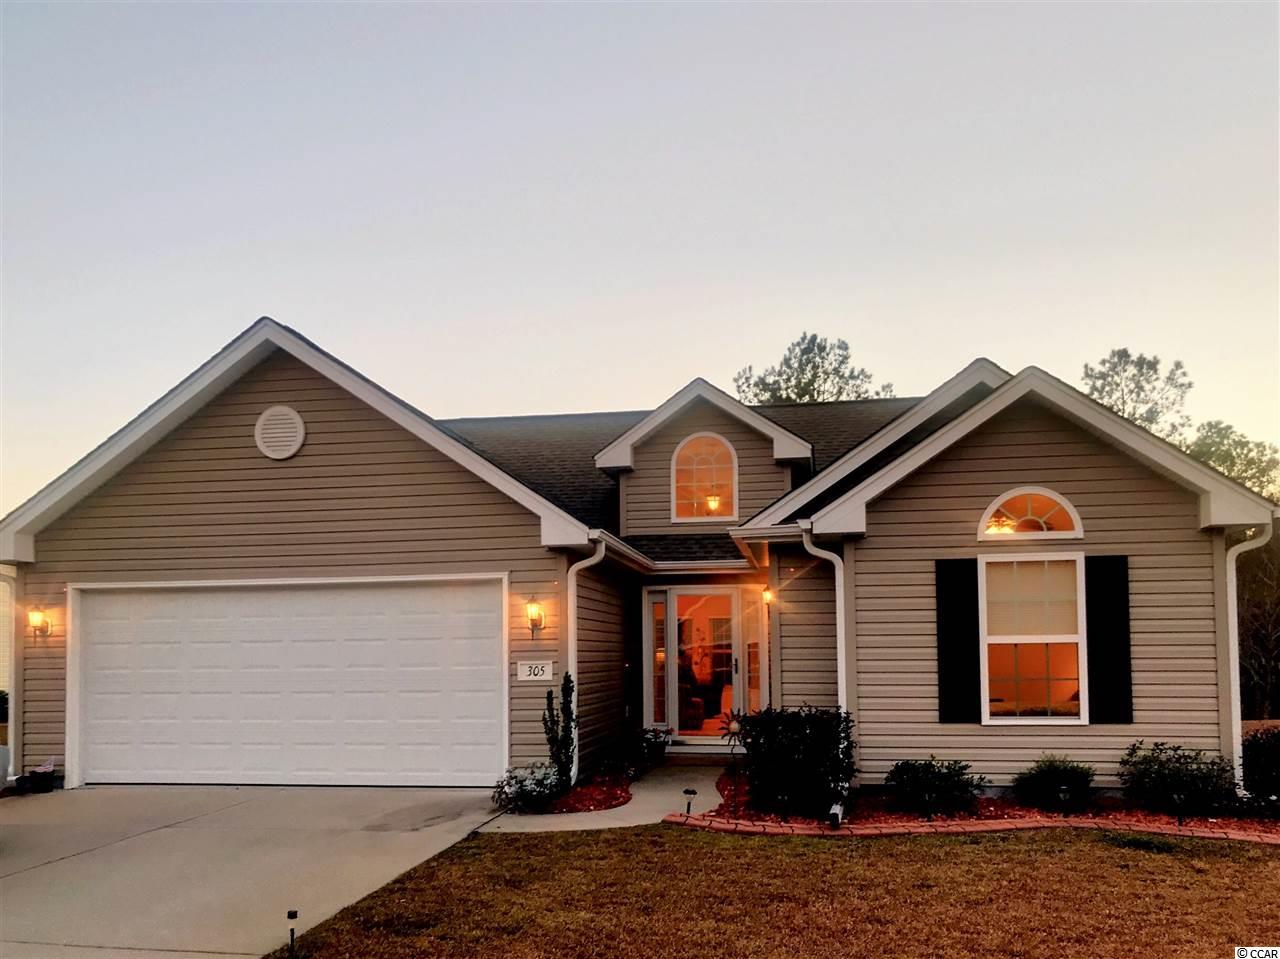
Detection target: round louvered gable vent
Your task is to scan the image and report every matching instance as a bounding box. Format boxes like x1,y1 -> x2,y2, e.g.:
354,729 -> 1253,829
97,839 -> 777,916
254,405 -> 306,460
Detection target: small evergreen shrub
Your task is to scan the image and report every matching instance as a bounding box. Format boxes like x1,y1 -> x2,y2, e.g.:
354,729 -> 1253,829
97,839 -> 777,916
1242,726 -> 1280,806
491,764 -> 561,813
543,673 -> 577,789
492,673 -> 579,814
1118,741 -> 1237,819
1011,755 -> 1096,813
735,706 -> 856,818
884,757 -> 988,817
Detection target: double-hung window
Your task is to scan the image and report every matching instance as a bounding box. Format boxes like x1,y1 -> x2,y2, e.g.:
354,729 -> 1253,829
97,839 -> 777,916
979,553 -> 1088,724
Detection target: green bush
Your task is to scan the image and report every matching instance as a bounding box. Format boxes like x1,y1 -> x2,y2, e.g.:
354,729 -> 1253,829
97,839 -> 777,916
884,757 -> 988,818
735,706 -> 856,818
543,673 -> 577,789
1243,727 -> 1280,802
1011,755 -> 1096,813
492,673 -> 579,814
595,726 -> 672,781
1118,741 -> 1237,819
491,764 -> 562,813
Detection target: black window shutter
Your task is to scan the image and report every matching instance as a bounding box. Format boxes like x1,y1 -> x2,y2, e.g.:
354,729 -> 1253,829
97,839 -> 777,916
935,558 -> 981,723
1085,555 -> 1133,724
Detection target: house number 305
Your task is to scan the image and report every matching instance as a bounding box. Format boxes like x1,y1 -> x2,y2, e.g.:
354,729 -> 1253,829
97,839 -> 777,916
517,661 -> 553,681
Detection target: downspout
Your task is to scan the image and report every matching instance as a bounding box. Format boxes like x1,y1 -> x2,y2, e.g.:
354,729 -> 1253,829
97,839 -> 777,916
798,521 -> 847,713
1226,513 -> 1278,782
566,537 -> 607,784
799,521 -> 850,827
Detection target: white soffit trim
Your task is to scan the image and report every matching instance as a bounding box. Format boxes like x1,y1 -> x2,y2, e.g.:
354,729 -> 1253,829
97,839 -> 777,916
0,318 -> 591,561
594,378 -> 811,470
741,358 -> 1010,529
811,366 -> 1276,535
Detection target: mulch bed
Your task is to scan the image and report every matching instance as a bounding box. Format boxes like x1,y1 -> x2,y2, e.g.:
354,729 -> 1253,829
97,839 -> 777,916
546,774 -> 631,813
709,769 -> 1280,838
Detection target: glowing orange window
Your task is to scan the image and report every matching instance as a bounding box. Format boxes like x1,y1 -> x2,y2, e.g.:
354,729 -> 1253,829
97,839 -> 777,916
672,433 -> 736,520
980,487 -> 1081,539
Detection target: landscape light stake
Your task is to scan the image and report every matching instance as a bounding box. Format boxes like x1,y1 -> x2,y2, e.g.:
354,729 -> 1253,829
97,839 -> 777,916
287,909 -> 298,958
684,788 -> 697,815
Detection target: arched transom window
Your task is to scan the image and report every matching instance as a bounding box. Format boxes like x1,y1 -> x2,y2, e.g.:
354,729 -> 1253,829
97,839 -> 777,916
672,432 -> 737,521
979,487 -> 1082,540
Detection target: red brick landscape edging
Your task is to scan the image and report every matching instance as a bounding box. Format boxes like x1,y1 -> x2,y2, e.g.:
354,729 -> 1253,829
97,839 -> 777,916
662,813 -> 1280,845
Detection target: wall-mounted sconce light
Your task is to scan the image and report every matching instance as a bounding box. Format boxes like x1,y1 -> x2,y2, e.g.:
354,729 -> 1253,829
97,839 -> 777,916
28,606 -> 51,639
526,600 -> 545,635
761,588 -> 774,605
705,494 -> 721,513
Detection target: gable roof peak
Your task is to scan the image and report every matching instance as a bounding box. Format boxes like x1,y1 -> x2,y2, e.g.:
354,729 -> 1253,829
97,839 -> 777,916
0,317 -> 593,561
593,377 -> 812,470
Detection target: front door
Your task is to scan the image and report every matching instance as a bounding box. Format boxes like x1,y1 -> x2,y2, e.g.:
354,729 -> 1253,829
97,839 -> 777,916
645,586 -> 768,742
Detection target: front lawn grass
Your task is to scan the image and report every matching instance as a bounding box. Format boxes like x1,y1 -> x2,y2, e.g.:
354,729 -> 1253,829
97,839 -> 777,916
268,826 -> 1280,959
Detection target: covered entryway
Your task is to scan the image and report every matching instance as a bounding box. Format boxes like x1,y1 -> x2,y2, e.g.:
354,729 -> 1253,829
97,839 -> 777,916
70,577 -> 506,787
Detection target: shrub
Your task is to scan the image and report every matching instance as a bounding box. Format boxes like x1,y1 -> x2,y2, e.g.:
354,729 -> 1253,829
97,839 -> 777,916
542,673 -> 577,789
884,757 -> 988,818
492,673 -> 578,814
491,764 -> 561,813
1011,755 -> 1096,813
597,726 -> 672,780
1243,726 -> 1280,804
1118,741 -> 1237,819
734,706 -> 856,818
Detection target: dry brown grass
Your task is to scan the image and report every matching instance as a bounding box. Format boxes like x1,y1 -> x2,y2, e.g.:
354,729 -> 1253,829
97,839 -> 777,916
267,826 -> 1280,959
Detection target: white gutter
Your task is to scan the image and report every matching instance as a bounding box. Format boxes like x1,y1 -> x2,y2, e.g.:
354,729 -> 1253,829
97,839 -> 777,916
566,537 -> 608,783
1226,513 -> 1278,782
798,520 -> 848,712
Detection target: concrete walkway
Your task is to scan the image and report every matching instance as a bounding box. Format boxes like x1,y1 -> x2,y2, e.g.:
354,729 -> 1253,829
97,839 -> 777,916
0,785 -> 494,958
481,764 -> 722,832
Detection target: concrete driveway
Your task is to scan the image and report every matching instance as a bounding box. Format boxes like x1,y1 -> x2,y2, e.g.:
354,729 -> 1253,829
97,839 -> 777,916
0,785 -> 495,958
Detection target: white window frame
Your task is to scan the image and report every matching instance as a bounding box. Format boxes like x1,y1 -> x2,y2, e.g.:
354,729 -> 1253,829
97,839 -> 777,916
670,431 -> 739,524
977,552 -> 1089,726
977,486 -> 1084,541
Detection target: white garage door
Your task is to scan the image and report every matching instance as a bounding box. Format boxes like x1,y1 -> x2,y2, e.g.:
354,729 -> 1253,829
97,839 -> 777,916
76,579 -> 505,786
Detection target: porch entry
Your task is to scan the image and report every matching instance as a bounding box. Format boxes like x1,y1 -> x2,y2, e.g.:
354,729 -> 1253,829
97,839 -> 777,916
643,586 -> 769,743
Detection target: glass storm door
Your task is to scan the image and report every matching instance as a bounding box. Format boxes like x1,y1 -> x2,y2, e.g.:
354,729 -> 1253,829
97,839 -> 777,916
645,587 -> 769,740
674,592 -> 736,737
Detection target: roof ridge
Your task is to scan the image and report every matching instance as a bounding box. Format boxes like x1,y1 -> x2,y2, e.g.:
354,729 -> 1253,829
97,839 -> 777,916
751,396 -> 923,410
438,408 -> 651,424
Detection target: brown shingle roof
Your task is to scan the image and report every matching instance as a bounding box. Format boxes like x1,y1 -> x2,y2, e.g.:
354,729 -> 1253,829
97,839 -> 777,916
439,397 -> 921,531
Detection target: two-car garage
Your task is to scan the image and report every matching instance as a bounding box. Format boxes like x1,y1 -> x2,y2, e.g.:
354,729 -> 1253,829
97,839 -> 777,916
70,577 -> 507,787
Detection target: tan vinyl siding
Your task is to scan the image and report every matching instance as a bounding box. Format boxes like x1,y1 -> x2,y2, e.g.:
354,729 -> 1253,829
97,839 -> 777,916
775,548 -> 838,707
622,399 -> 788,535
853,399 -> 1221,785
17,349 -> 563,773
576,564 -> 629,765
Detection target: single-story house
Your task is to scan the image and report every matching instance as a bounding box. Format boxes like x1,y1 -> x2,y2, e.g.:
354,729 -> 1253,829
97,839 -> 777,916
2,318 -> 1275,788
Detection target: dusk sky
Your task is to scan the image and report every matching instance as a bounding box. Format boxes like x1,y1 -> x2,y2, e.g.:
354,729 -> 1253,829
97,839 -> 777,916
2,2 -> 1276,515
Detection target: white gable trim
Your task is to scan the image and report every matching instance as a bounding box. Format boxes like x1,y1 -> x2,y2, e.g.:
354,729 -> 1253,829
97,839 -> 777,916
811,366 -> 1275,535
594,378 -> 810,470
741,358 -> 1010,529
0,318 -> 591,561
